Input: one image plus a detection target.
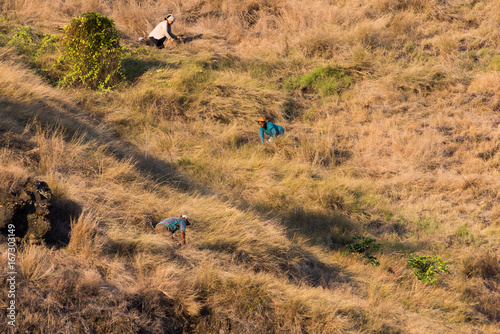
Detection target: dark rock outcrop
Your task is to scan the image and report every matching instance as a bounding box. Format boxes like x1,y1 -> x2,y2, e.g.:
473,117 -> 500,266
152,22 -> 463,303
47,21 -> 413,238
0,178 -> 53,244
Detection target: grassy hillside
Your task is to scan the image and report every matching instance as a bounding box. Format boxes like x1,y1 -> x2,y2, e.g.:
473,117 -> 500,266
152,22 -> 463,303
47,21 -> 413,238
0,0 -> 499,333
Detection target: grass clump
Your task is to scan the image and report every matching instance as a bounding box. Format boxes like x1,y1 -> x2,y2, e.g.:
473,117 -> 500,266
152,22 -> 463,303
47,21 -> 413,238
0,17 -> 10,45
489,55 -> 500,71
285,65 -> 353,97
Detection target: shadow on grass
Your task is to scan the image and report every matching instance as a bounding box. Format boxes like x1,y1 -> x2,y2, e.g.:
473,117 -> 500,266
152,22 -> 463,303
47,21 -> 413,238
248,201 -> 358,249
381,239 -> 434,255
180,34 -> 203,44
121,57 -> 168,82
0,97 -> 197,192
122,35 -> 204,83
196,232 -> 352,287
46,197 -> 83,247
281,206 -> 356,247
281,206 -> 435,256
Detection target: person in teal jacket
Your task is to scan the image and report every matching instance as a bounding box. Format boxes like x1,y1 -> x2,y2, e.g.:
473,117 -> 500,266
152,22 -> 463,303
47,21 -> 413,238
257,117 -> 284,144
156,214 -> 190,245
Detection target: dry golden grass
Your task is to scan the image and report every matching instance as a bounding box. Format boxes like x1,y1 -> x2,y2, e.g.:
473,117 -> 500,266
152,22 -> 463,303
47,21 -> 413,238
0,0 -> 499,332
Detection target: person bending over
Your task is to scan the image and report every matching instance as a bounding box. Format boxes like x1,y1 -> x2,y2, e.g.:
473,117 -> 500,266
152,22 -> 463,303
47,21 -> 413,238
257,117 -> 285,144
149,14 -> 183,49
156,214 -> 190,245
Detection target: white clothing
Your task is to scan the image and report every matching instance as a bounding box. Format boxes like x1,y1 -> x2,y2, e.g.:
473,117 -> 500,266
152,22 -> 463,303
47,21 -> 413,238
149,21 -> 177,41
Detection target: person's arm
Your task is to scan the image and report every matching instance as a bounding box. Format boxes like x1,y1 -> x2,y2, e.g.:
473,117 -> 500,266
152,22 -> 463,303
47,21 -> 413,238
166,23 -> 178,42
180,230 -> 186,245
260,127 -> 265,144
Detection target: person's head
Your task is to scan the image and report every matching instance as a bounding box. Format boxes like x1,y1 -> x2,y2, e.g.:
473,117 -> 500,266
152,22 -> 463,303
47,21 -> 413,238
181,214 -> 190,226
257,117 -> 266,128
166,14 -> 175,24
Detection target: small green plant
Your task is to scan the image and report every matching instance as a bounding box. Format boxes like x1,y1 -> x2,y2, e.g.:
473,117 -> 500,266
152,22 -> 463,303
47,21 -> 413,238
0,17 -> 9,46
343,235 -> 381,266
407,254 -> 449,285
60,12 -> 123,89
234,285 -> 271,319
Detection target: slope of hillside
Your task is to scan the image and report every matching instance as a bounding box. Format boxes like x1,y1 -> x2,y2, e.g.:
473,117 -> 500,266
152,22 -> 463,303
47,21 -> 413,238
1,0 -> 499,333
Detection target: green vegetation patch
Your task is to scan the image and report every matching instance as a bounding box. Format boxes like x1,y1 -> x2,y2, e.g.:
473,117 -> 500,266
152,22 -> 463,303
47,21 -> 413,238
407,254 -> 450,285
3,23 -> 61,82
59,12 -> 123,90
343,235 -> 381,266
285,65 -> 353,97
7,25 -> 38,56
5,25 -> 58,58
0,17 -> 10,45
489,55 -> 500,71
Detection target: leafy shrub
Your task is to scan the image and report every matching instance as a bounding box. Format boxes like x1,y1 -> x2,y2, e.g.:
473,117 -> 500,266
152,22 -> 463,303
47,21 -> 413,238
285,65 -> 353,97
343,235 -> 381,266
407,254 -> 449,285
7,26 -> 38,56
60,12 -> 123,89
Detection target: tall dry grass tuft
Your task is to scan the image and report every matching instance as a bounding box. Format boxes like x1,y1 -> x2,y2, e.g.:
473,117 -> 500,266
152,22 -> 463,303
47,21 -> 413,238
460,251 -> 500,322
113,0 -> 156,37
66,210 -> 104,258
0,60 -> 60,102
462,251 -> 500,280
19,245 -> 56,283
0,165 -> 28,193
143,261 -> 202,317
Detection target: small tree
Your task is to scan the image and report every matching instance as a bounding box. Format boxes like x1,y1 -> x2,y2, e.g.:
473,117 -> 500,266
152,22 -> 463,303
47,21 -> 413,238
60,12 -> 123,89
407,254 -> 450,285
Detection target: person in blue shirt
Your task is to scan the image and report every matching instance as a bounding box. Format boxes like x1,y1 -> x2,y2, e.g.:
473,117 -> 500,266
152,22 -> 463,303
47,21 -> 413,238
257,117 -> 284,144
156,214 -> 190,245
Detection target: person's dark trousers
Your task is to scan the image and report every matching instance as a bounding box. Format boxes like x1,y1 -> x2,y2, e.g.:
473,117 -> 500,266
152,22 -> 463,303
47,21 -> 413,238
149,36 -> 166,49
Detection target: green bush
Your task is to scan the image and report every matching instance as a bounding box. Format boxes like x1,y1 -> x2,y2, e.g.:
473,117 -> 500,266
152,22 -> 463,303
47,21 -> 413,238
407,254 -> 449,285
343,235 -> 381,266
60,12 -> 123,89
